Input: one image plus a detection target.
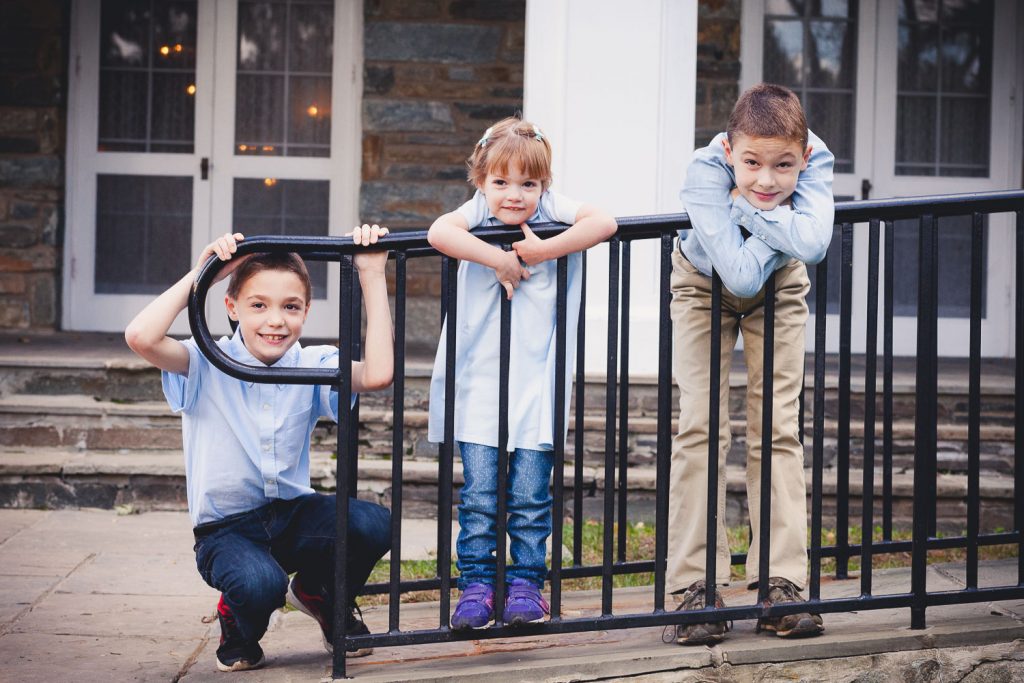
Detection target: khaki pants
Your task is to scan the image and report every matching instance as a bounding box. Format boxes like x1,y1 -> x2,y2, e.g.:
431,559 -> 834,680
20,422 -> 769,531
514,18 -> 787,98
666,248 -> 810,594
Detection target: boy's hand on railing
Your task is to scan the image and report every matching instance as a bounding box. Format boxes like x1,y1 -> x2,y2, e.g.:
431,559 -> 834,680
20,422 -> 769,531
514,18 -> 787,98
511,223 -> 549,266
493,247 -> 530,300
350,224 -> 390,275
195,232 -> 249,284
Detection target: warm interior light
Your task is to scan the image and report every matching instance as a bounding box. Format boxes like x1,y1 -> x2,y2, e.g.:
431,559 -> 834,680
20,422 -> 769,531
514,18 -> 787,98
307,105 -> 318,117
174,44 -> 183,53
186,84 -> 196,95
239,144 -> 248,151
159,45 -> 170,56
263,178 -> 277,187
262,145 -> 273,152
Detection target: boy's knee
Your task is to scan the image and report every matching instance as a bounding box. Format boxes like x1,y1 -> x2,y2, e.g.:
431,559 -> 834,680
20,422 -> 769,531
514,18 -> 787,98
351,501 -> 392,557
224,563 -> 288,615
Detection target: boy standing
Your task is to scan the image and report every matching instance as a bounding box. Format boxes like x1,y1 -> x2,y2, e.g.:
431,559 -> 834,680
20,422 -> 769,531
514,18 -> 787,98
125,226 -> 393,671
667,84 -> 835,644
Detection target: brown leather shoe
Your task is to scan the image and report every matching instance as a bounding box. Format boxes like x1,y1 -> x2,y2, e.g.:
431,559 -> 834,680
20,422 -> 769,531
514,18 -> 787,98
755,577 -> 824,638
671,580 -> 730,645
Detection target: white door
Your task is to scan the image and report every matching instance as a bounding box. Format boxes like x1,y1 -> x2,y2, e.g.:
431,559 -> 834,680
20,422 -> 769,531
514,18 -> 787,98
64,0 -> 361,338
741,0 -> 1023,356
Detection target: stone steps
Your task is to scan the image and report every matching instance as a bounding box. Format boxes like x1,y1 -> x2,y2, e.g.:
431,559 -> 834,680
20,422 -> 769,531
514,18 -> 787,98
1,446 -> 1014,533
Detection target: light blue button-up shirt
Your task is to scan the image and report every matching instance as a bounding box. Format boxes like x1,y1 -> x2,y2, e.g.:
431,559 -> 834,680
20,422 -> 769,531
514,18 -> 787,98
678,130 -> 835,298
162,330 -> 352,526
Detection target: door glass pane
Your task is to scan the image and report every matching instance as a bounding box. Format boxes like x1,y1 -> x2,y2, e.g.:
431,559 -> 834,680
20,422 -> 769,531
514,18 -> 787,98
98,0 -> 198,153
95,175 -> 193,294
763,1 -> 858,173
890,216 -> 986,318
895,0 -> 992,177
232,178 -> 330,299
235,0 -> 334,158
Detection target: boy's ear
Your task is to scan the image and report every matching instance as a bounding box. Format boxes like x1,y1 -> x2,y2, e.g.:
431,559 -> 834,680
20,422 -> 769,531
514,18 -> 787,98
801,145 -> 813,170
721,137 -> 734,165
225,295 -> 239,321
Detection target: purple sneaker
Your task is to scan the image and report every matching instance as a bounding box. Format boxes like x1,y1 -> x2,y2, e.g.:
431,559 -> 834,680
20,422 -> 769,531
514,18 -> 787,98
504,578 -> 549,626
451,582 -> 495,630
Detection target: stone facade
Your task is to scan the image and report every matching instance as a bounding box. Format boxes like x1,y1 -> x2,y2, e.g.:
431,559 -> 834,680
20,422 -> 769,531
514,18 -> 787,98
0,0 -> 67,331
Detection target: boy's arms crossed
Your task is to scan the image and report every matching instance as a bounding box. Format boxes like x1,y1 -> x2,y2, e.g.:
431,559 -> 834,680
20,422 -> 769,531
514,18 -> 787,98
719,131 -> 836,264
125,232 -> 248,375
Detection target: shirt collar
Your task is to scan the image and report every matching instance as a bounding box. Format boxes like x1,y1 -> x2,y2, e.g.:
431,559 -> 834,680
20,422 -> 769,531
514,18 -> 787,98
225,327 -> 301,388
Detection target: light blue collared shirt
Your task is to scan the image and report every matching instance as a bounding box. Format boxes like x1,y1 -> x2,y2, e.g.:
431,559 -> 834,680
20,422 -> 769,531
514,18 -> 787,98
678,130 -> 835,298
162,330 -> 352,526
427,189 -> 583,451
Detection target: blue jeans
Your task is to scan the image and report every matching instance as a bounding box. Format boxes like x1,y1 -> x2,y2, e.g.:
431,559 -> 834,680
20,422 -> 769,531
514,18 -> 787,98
456,441 -> 554,589
193,493 -> 390,644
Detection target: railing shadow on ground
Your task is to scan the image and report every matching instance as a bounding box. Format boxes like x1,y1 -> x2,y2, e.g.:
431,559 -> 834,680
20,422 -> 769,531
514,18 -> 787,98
188,190 -> 1024,679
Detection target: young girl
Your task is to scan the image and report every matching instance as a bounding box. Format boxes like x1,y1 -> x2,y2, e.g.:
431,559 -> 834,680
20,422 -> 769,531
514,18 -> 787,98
426,117 -> 617,628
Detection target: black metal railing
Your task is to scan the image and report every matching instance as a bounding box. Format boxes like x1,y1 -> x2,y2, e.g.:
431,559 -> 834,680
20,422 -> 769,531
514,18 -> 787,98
188,190 -> 1024,679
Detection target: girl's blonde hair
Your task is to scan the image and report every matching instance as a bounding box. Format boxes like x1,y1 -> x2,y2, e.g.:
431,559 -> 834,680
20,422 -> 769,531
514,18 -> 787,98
466,116 -> 553,189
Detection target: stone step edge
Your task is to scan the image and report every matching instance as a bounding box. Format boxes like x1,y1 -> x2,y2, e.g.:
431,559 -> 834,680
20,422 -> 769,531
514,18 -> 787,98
0,448 -> 1013,500
0,394 -> 1014,441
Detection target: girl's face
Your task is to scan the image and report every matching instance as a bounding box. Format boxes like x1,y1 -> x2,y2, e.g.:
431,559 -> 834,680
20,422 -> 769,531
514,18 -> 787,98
225,269 -> 310,365
478,164 -> 543,225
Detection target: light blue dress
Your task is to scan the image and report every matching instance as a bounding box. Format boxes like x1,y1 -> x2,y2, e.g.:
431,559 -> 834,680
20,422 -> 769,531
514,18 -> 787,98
427,190 -> 583,452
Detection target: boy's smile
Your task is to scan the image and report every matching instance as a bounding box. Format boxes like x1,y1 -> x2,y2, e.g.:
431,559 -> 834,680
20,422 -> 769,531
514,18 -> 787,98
479,165 -> 543,226
225,269 -> 310,365
723,134 -> 811,211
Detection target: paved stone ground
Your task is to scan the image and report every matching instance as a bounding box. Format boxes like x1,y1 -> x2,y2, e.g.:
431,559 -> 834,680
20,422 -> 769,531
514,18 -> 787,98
1,508 -> 1022,682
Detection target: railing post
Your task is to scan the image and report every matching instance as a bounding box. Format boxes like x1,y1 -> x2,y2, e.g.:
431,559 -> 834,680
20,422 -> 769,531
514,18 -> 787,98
617,242 -> 631,563
550,256 -> 569,620
331,254 -> 355,680
911,214 -> 938,629
602,237 -> 621,616
757,271 -> 776,605
439,256 -> 458,629
705,271 -> 723,607
388,253 -> 407,633
861,219 -> 881,597
836,223 -> 854,579
654,233 -> 673,611
573,253 -> 587,567
810,258 -> 828,601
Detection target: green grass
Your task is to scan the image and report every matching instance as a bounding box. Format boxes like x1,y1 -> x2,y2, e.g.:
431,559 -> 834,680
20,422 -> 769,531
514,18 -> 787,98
357,521 -> 1018,606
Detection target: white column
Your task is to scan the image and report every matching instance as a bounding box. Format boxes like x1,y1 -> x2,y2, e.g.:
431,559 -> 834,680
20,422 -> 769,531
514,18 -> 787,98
524,0 -> 698,377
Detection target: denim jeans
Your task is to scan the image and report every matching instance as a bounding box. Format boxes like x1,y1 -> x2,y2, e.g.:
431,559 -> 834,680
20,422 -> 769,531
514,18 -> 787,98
456,441 -> 553,589
193,493 -> 391,644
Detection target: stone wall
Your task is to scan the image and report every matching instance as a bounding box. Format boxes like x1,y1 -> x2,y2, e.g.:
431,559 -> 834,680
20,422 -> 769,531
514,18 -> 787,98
359,0 -> 526,355
695,0 -> 741,149
0,0 -> 67,331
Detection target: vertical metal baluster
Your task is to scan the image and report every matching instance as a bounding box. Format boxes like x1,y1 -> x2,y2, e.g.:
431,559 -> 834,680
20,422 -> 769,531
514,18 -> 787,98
883,221 -> 895,541
862,219 -> 880,596
574,253 -> 587,566
332,255 -> 355,680
602,238 -> 621,616
967,213 -> 983,590
706,272 -> 723,607
654,233 -> 673,612
348,273 -> 362,494
551,256 -> 569,621
911,214 -> 937,629
1017,210 -> 1024,586
810,259 -> 828,601
757,272 -> 776,605
388,253 -> 407,633
836,223 -> 854,578
617,242 -> 631,563
495,264 -> 513,626
439,257 -> 458,628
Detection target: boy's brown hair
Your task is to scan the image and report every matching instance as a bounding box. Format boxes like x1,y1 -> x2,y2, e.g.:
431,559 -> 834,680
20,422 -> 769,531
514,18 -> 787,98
727,83 -> 808,149
466,116 -> 553,189
226,252 -> 312,304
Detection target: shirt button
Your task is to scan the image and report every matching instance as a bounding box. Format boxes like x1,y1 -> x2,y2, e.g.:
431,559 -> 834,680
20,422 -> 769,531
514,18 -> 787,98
263,403 -> 270,411
267,478 -> 276,485
262,444 -> 270,452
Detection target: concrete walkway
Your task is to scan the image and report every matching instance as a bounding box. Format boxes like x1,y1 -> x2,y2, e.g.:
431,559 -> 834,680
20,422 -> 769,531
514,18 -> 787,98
1,508 -> 1022,682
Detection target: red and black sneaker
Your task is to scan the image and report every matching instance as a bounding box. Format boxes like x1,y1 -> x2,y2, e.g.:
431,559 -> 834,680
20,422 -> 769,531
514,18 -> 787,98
285,575 -> 373,658
214,594 -> 265,672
